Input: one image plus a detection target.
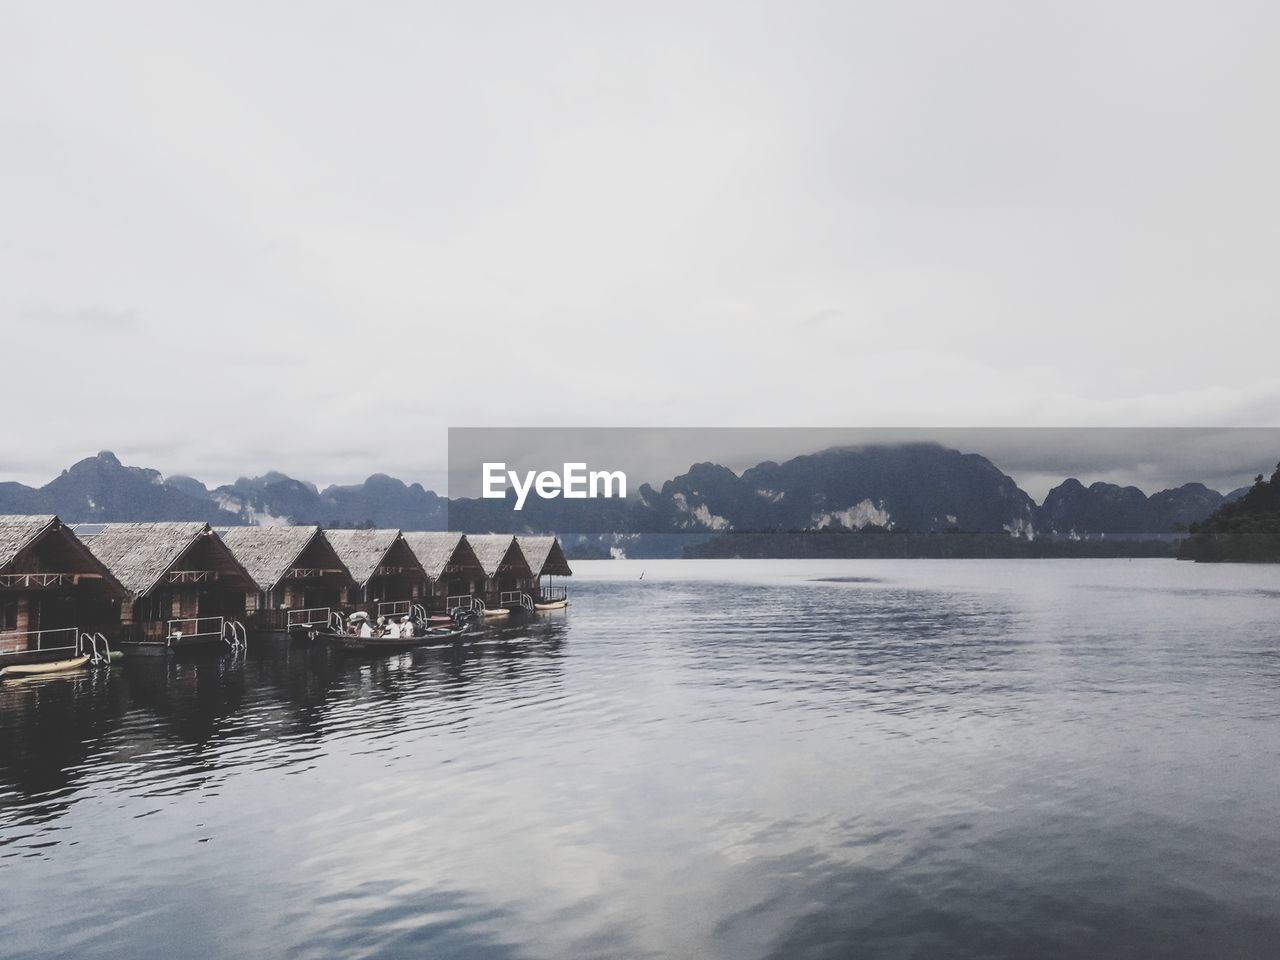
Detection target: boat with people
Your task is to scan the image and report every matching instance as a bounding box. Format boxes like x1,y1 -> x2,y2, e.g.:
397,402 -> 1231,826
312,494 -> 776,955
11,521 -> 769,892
327,624 -> 474,651
315,609 -> 480,651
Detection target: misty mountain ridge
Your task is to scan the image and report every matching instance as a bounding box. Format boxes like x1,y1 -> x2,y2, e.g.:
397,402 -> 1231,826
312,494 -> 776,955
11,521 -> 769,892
634,445 -> 1038,536
1036,478 -> 1232,537
0,447 -> 1252,537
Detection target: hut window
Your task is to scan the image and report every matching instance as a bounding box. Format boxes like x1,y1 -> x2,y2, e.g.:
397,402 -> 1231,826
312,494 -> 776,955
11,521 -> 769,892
140,592 -> 171,623
1,600 -> 17,632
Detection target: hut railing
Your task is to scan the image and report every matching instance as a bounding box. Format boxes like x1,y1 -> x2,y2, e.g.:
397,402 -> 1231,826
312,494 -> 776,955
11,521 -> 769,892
539,585 -> 568,602
498,591 -> 534,609
285,607 -> 333,630
0,626 -> 80,658
166,616 -> 226,641
377,600 -> 412,620
248,609 -> 295,631
128,620 -> 173,644
446,593 -> 477,613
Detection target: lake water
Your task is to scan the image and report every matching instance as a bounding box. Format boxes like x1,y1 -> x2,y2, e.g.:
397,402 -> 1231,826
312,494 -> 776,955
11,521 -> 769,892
2,559 -> 1279,959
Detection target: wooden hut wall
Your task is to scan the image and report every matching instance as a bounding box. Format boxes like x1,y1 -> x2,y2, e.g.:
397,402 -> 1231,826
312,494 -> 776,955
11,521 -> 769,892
466,535 -> 534,602
0,516 -> 127,648
222,526 -> 356,618
274,534 -> 351,608
422,563 -> 486,609
401,533 -> 488,611
363,537 -> 427,604
516,536 -> 573,599
127,536 -> 252,631
86,523 -> 256,641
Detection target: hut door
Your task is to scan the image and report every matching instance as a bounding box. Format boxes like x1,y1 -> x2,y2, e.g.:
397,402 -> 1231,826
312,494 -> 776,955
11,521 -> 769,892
24,599 -> 77,634
36,594 -> 77,632
304,586 -> 336,608
197,589 -> 243,621
212,590 -> 246,620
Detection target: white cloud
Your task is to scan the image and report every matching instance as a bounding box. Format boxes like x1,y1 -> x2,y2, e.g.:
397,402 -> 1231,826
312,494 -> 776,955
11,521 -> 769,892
2,1 -> 1279,488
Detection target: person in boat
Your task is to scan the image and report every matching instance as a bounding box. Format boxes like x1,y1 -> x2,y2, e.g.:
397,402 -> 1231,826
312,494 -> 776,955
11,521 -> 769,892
383,617 -> 401,639
358,619 -> 373,639
400,616 -> 414,638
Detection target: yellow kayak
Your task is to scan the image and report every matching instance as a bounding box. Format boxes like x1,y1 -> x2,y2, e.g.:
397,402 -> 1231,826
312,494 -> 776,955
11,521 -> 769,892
482,607 -> 512,619
534,599 -> 569,611
0,655 -> 91,679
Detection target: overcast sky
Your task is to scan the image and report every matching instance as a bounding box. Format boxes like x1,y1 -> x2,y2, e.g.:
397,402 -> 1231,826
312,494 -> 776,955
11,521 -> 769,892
2,1 -> 1278,495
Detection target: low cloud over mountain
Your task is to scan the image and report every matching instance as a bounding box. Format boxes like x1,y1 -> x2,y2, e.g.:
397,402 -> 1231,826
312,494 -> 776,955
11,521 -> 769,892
0,447 -> 1256,537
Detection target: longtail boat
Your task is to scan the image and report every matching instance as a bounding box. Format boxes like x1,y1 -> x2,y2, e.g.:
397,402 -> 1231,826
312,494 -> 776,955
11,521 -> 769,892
321,624 -> 475,651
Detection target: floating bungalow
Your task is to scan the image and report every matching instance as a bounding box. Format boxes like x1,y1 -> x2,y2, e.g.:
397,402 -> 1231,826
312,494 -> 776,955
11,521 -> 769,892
466,534 -> 535,613
401,532 -> 487,614
85,522 -> 257,648
220,525 -> 357,634
0,515 -> 128,662
516,536 -> 573,608
322,529 -> 427,622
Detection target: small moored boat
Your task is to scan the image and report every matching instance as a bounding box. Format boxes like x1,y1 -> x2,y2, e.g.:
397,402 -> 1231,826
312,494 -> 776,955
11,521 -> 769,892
0,655 -> 91,679
533,598 -> 569,611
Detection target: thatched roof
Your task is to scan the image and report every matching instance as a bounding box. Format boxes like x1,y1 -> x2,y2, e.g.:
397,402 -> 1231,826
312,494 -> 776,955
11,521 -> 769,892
220,525 -> 350,592
0,514 -> 128,597
516,536 -> 573,577
466,534 -> 532,578
0,515 -> 57,572
86,522 -> 253,598
402,532 -> 473,580
466,534 -> 514,576
322,528 -> 404,586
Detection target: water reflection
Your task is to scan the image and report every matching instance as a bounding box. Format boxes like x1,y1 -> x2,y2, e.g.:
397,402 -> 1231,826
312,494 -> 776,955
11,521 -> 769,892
0,619 -> 567,856
2,560 -> 1280,960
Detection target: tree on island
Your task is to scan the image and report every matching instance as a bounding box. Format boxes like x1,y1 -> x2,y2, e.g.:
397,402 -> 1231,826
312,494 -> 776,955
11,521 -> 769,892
1180,460 -> 1280,561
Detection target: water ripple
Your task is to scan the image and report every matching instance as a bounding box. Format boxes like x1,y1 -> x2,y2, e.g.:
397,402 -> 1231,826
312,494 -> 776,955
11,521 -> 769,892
1,559 -> 1279,958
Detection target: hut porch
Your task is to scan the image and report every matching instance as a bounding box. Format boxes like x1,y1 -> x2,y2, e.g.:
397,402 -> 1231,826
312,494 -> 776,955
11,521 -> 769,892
221,526 -> 357,633
323,529 -> 428,622
517,536 -> 574,604
0,515 -> 127,662
467,535 -> 535,610
401,532 -> 487,614
86,523 -> 257,646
